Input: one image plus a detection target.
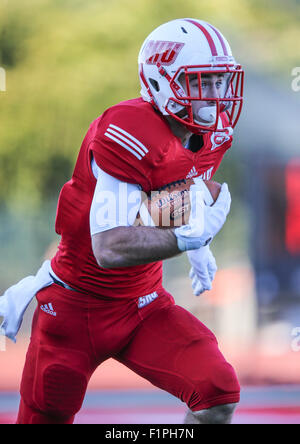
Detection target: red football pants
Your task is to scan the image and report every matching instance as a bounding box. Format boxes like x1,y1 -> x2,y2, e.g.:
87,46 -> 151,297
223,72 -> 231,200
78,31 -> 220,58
17,283 -> 240,424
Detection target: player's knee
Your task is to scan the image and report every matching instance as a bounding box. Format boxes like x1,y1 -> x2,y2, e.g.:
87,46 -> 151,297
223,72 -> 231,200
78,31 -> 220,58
20,342 -> 89,422
17,397 -> 75,424
41,364 -> 87,418
22,363 -> 88,421
186,360 -> 240,412
20,363 -> 88,422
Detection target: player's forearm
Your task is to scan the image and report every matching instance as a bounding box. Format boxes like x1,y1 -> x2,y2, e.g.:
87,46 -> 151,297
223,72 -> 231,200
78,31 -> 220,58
92,226 -> 181,268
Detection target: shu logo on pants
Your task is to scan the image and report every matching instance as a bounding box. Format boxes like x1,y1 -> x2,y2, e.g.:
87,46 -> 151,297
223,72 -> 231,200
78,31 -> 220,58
138,292 -> 158,309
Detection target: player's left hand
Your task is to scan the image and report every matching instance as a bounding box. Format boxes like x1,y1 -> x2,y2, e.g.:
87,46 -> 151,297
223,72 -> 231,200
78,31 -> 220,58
187,246 -> 217,296
174,183 -> 231,251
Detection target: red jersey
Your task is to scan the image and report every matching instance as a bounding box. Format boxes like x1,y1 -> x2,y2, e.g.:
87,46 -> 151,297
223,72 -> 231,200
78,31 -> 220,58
51,98 -> 233,299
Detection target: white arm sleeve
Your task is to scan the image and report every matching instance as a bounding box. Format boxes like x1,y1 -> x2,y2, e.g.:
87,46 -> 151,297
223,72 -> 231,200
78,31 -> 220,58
90,158 -> 142,235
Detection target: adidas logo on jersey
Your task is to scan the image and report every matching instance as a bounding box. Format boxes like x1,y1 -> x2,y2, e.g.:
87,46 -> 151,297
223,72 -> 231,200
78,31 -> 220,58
186,166 -> 198,179
40,303 -> 56,316
199,166 -> 213,180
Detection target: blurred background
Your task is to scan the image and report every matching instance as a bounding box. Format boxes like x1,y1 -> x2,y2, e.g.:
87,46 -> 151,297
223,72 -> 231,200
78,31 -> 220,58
1,0 -> 300,424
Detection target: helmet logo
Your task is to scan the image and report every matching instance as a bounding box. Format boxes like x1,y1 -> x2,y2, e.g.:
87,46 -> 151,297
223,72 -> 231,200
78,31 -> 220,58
211,127 -> 233,150
145,40 -> 184,66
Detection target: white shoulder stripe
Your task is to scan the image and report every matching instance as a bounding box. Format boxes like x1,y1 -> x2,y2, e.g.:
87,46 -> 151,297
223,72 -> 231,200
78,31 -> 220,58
106,127 -> 146,158
104,132 -> 143,160
109,124 -> 149,154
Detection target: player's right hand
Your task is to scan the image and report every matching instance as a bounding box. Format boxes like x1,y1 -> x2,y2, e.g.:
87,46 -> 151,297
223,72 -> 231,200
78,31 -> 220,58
174,183 -> 231,251
188,246 -> 217,296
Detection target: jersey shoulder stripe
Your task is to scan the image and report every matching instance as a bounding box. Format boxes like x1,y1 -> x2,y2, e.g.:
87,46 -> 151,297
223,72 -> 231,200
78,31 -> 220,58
104,123 -> 149,161
109,124 -> 149,154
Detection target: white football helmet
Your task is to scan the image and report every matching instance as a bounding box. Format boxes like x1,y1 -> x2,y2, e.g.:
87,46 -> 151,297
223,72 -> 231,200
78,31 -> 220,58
138,18 -> 244,134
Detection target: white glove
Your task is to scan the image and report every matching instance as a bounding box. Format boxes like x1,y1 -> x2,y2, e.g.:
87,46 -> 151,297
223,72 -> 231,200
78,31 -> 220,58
187,246 -> 217,296
174,182 -> 231,252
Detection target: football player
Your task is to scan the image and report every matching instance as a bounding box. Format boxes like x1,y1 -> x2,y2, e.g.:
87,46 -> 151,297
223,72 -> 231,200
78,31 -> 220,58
2,18 -> 244,424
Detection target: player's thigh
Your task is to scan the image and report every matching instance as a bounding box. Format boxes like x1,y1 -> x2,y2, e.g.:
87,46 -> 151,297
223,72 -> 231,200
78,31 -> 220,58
20,285 -> 97,417
116,303 -> 240,411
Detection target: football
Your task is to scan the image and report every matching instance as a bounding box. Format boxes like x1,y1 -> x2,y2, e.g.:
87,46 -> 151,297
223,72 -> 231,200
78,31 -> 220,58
136,178 -> 221,228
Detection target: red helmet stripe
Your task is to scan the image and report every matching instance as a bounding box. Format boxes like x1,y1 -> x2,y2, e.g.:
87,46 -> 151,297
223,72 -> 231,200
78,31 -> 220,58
185,19 -> 217,56
207,24 -> 228,56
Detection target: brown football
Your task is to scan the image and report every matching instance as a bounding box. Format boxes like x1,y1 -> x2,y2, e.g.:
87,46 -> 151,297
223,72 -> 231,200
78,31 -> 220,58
135,178 -> 221,228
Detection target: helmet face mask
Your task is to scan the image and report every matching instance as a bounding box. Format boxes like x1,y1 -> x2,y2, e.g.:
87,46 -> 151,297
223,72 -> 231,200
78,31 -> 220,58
166,65 -> 244,133
138,19 -> 244,135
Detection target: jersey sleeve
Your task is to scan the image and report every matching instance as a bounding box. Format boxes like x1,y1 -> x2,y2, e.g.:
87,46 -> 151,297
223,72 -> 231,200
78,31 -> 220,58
90,161 -> 142,235
89,105 -> 155,193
